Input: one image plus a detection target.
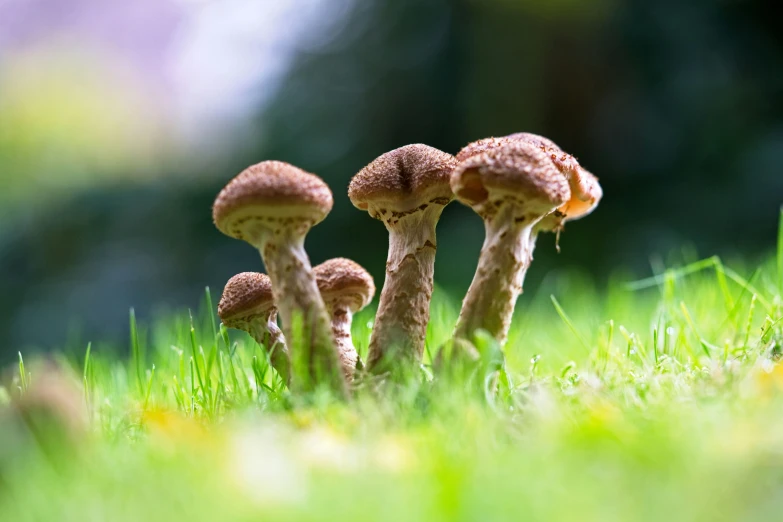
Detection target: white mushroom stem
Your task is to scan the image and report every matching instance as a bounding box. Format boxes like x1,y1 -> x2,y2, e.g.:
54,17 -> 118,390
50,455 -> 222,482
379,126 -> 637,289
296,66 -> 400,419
367,203 -> 445,372
259,231 -> 346,394
453,203 -> 540,345
325,301 -> 360,381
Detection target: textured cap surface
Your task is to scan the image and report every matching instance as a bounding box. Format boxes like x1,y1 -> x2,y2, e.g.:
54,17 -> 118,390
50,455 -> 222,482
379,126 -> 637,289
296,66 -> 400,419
456,136 -> 518,163
348,144 -> 457,212
218,272 -> 276,324
458,133 -> 577,172
508,132 -> 586,183
458,133 -> 601,225
313,258 -> 375,312
510,133 -> 602,226
451,141 -> 571,215
213,161 -> 333,240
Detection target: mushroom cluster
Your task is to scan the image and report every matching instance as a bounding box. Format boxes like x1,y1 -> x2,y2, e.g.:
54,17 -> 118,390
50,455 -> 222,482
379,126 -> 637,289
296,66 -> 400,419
212,133 -> 601,396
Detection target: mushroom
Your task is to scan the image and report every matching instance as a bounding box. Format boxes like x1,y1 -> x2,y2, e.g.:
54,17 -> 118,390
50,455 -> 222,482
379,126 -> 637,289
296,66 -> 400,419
348,144 -> 457,374
218,272 -> 290,384
457,132 -> 602,234
313,258 -> 375,381
450,140 -> 579,346
512,133 -> 602,233
6,361 -> 88,446
213,161 -> 347,396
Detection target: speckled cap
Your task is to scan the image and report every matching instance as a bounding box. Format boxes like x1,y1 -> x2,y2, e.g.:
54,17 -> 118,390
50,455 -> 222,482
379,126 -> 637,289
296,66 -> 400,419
313,258 -> 375,313
218,272 -> 276,327
348,144 -> 457,215
458,133 -> 601,226
510,133 -> 602,228
451,141 -> 571,218
213,161 -> 334,242
458,133 -> 579,172
456,136 -> 518,163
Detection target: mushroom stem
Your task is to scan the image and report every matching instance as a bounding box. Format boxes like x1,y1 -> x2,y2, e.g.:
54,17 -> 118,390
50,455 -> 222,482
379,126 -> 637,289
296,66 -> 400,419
367,205 -> 442,373
453,203 -> 539,345
328,302 -> 360,379
260,235 -> 346,394
247,311 -> 290,383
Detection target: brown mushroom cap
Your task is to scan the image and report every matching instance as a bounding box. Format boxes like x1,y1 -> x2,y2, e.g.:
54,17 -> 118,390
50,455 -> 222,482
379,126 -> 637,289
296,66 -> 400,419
451,141 -> 571,218
455,136 -> 516,163
313,258 -> 375,313
218,272 -> 276,327
213,161 -> 334,242
348,144 -> 457,216
458,133 -> 601,225
509,133 -> 602,226
458,133 -> 582,175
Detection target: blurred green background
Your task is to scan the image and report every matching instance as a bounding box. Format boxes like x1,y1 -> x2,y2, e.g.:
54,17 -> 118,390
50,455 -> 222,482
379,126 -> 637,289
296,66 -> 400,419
0,0 -> 781,360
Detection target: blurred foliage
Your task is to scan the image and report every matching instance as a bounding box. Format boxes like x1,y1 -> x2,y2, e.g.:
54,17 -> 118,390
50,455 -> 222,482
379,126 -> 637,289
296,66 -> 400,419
0,43 -> 169,202
0,0 -> 781,358
1,252 -> 783,521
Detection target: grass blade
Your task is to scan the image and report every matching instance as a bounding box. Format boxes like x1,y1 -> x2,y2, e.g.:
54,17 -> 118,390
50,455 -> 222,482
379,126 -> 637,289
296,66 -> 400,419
550,295 -> 590,353
18,352 -> 27,395
205,287 -> 219,378
130,308 -> 144,395
83,342 -> 92,409
143,365 -> 156,412
679,302 -> 716,358
777,206 -> 783,295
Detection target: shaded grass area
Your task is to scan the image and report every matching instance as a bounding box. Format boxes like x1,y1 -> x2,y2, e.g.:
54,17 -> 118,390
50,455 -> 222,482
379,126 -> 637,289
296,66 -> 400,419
1,216 -> 783,521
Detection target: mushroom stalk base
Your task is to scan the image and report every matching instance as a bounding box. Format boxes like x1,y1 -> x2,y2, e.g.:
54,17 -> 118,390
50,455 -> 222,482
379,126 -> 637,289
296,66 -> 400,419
329,304 -> 359,381
261,237 -> 347,395
367,208 -> 441,374
454,205 -> 538,346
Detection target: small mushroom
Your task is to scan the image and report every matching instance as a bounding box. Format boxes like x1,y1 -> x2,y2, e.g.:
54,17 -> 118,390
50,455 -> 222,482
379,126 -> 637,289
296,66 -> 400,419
213,161 -> 347,396
348,144 -> 457,374
6,361 -> 88,446
313,258 -> 375,381
218,272 -> 290,383
450,140 -> 575,345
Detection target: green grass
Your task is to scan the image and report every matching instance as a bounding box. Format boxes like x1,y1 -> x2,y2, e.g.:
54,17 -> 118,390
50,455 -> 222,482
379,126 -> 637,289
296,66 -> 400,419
2,221 -> 783,521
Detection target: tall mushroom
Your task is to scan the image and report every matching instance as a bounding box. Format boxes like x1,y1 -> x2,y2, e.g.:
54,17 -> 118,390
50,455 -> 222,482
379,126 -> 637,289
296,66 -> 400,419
451,140 -> 581,346
213,161 -> 347,396
218,272 -> 290,384
313,258 -> 375,382
348,144 -> 457,375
